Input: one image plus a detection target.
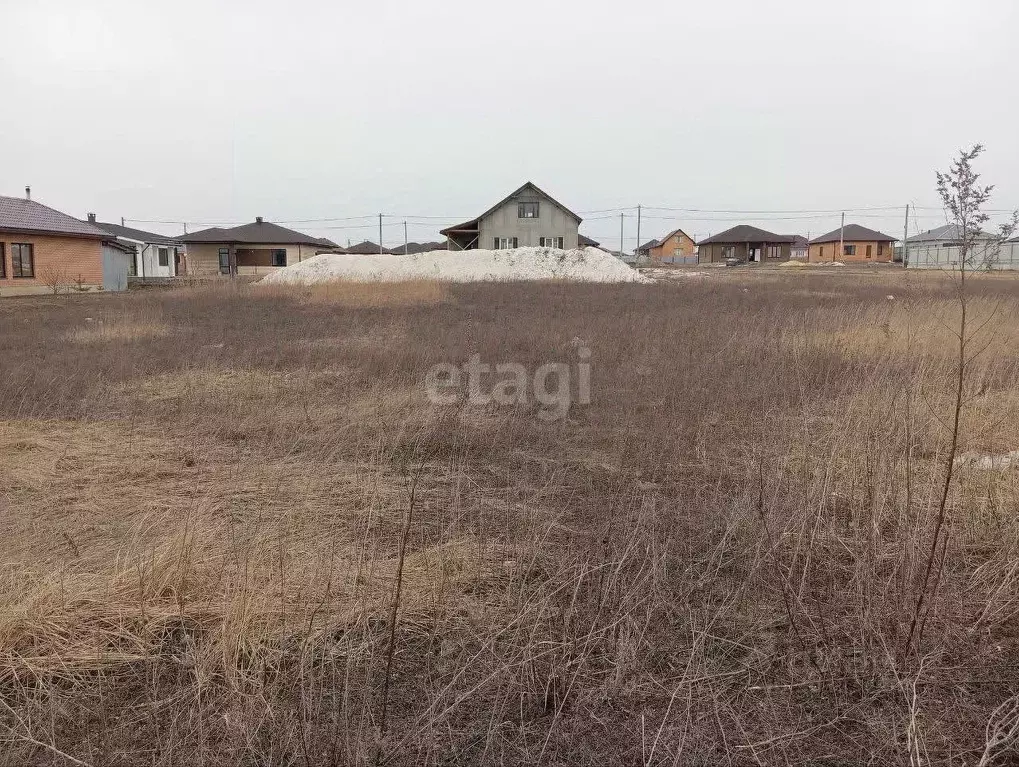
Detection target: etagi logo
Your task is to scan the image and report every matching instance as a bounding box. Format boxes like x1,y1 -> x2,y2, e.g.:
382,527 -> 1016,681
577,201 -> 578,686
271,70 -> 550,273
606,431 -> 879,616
424,345 -> 591,421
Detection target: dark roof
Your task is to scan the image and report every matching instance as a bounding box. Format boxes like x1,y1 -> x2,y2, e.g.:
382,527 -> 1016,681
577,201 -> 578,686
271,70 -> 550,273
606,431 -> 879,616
0,195 -> 109,238
343,240 -> 391,255
179,219 -> 325,246
394,241 -> 446,254
905,223 -> 995,243
440,182 -> 582,236
637,239 -> 660,251
788,235 -> 808,248
91,220 -> 180,245
698,225 -> 793,245
578,234 -> 600,248
314,237 -> 340,248
811,224 -> 896,244
103,239 -> 138,255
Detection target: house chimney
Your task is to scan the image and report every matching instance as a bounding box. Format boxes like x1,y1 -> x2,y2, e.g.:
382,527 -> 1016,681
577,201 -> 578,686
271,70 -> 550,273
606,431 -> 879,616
87,213 -> 96,223
256,216 -> 263,224
25,186 -> 31,201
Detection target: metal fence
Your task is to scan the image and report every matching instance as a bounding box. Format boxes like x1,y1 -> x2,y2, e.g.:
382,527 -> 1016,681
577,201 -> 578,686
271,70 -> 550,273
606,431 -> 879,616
906,241 -> 1019,270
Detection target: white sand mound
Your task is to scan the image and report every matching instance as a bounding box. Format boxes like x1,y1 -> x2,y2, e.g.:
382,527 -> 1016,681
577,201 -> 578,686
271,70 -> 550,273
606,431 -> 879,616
260,247 -> 650,285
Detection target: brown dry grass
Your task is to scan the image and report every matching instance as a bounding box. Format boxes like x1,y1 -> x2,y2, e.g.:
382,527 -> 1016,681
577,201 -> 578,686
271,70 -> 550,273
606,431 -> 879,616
2,272 -> 1019,765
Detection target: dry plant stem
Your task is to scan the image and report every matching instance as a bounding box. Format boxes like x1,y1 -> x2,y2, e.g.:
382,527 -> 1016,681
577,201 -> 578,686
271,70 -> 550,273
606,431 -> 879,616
377,459 -> 424,748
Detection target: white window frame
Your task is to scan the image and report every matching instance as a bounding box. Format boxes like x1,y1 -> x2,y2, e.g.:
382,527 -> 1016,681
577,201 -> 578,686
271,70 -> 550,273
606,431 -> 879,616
539,237 -> 564,249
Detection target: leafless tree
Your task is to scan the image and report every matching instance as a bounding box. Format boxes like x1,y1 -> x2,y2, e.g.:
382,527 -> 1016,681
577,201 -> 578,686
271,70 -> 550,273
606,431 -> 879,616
902,145 -> 1018,661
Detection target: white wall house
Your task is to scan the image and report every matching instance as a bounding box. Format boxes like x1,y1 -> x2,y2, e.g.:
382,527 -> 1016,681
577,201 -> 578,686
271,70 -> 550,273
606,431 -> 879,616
905,224 -> 1016,270
440,182 -> 582,251
88,216 -> 183,278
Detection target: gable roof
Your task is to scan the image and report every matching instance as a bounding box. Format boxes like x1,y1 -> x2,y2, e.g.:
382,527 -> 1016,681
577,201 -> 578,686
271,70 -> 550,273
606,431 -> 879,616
0,195 -> 109,239
440,182 -> 582,235
92,220 -> 180,245
698,225 -> 793,245
578,234 -> 600,248
637,239 -> 660,251
179,219 -> 325,246
811,224 -> 896,244
788,235 -> 809,248
905,223 -> 996,243
653,228 -> 693,246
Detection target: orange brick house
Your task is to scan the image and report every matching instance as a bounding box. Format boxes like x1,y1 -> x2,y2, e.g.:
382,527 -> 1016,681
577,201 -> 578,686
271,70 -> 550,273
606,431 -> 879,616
0,191 -> 126,295
649,228 -> 697,264
809,224 -> 896,263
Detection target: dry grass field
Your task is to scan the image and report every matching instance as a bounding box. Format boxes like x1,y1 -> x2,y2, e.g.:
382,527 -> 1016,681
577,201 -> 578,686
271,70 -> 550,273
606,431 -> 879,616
3,271 -> 1019,765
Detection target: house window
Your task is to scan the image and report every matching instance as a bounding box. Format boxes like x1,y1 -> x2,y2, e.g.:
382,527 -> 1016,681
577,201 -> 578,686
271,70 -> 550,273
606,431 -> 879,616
518,202 -> 539,219
127,251 -> 137,277
819,246 -> 824,258
843,245 -> 856,256
766,245 -> 782,259
878,243 -> 884,256
866,244 -> 873,258
495,237 -> 519,249
721,245 -> 735,259
539,237 -> 564,249
158,247 -> 169,267
218,248 -> 231,275
0,243 -> 5,278
11,243 -> 34,278
271,249 -> 287,267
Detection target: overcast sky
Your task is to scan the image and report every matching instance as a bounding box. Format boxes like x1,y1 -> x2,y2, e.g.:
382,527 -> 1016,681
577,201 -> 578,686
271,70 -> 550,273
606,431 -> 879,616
2,0 -> 1017,248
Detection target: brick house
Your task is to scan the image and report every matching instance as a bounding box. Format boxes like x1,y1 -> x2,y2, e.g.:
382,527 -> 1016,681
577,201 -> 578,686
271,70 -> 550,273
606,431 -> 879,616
649,228 -> 697,264
809,224 -> 896,263
0,190 -> 126,295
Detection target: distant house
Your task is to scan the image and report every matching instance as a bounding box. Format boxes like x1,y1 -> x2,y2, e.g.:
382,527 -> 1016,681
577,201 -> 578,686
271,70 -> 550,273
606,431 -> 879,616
789,235 -> 809,260
440,182 -> 581,251
698,226 -> 793,263
636,239 -> 659,259
0,190 -> 129,294
905,224 -> 1015,270
649,228 -> 697,265
178,217 -> 329,276
579,234 -> 601,248
397,241 -> 447,254
344,241 -> 390,255
809,224 -> 896,263
87,216 -> 183,278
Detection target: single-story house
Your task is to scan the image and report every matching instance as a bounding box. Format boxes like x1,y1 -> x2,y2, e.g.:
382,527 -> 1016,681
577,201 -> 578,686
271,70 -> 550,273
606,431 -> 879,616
809,224 -> 896,262
579,234 -> 601,248
391,241 -> 448,254
0,190 -> 129,294
697,225 -> 793,263
789,235 -> 809,260
905,224 -> 1016,270
178,217 -> 331,277
344,241 -> 390,255
87,215 -> 183,278
649,228 -> 697,264
636,239 -> 659,259
440,182 -> 582,251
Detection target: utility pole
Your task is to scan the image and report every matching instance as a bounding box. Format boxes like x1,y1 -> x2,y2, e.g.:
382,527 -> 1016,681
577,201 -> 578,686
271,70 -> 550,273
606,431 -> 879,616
404,221 -> 408,255
121,217 -> 125,226
902,204 -> 910,266
806,231 -> 810,262
838,212 -> 845,262
636,204 -> 642,265
379,214 -> 384,254
620,213 -> 624,262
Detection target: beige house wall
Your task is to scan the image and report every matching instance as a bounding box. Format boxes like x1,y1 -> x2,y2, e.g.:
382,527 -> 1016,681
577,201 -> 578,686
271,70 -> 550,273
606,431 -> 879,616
183,242 -> 323,277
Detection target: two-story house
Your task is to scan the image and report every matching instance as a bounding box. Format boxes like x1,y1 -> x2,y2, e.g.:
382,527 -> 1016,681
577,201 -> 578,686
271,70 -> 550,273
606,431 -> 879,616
440,182 -> 581,251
